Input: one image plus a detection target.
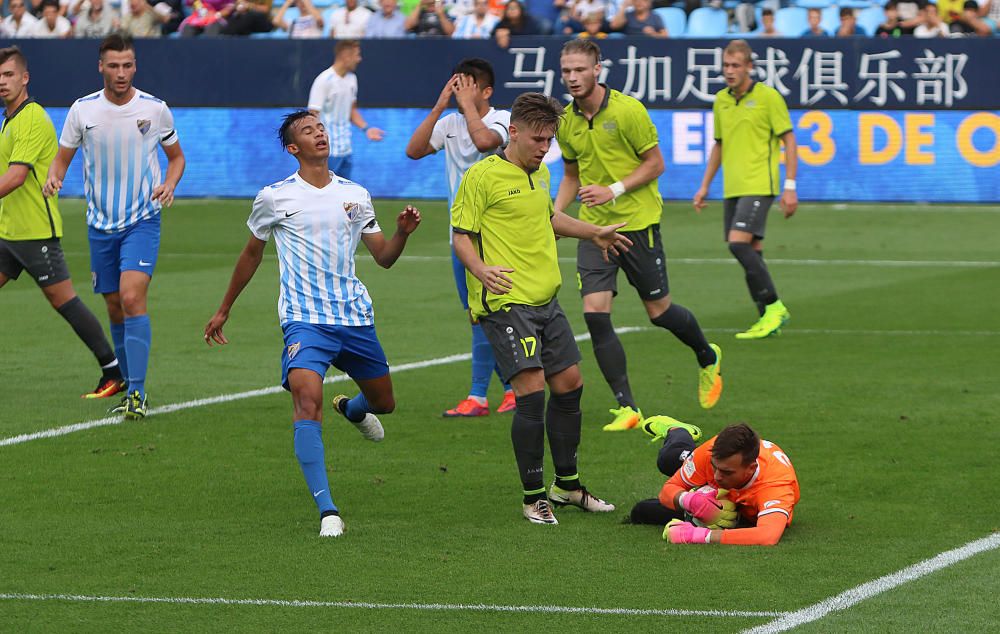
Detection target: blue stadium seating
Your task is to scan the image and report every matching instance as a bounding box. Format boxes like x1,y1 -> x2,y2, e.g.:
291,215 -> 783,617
794,0 -> 830,8
857,6 -> 886,32
653,6 -> 686,36
684,7 -> 728,37
774,6 -> 809,35
820,4 -> 840,34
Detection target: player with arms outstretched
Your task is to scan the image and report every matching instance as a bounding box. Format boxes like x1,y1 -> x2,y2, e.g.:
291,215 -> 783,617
406,58 -> 516,418
204,111 -> 420,537
44,33 -> 186,419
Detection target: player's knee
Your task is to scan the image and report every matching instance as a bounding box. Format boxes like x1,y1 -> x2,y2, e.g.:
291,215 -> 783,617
728,241 -> 755,261
369,393 -> 395,414
119,290 -> 146,316
293,396 -> 324,421
656,433 -> 696,477
549,385 -> 582,413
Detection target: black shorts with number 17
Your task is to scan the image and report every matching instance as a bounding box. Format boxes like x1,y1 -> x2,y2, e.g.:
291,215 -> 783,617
577,224 -> 669,301
478,300 -> 582,383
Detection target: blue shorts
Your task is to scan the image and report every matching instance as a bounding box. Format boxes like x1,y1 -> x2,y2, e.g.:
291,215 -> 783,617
280,321 -> 389,390
88,214 -> 161,294
328,154 -> 353,180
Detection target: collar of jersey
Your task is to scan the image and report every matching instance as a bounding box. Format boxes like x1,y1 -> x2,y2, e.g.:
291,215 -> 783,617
727,80 -> 757,104
571,83 -> 611,118
495,148 -> 538,175
2,96 -> 35,129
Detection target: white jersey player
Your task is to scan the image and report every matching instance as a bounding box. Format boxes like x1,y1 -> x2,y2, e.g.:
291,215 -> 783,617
307,39 -> 384,180
404,58 -> 514,419
204,110 -> 420,538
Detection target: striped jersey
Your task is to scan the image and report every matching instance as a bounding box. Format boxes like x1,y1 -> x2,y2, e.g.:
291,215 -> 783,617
307,68 -> 357,158
59,88 -> 178,232
429,108 -> 510,208
248,171 -> 382,327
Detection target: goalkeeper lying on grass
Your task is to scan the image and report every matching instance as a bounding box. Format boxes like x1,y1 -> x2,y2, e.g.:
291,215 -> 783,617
628,420 -> 800,545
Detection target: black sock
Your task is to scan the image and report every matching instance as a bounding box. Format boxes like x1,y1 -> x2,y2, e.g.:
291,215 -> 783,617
511,391 -> 546,494
56,296 -> 117,368
729,242 -> 778,311
650,304 -> 716,368
583,312 -> 636,409
546,386 -> 582,483
656,427 -> 697,477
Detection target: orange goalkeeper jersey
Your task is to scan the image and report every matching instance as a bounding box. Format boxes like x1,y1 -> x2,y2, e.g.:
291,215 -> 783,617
663,435 -> 800,526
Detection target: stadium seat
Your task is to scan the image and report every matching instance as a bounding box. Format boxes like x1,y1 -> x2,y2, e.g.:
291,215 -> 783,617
794,0 -> 829,8
838,0 -> 872,7
857,6 -> 885,32
684,7 -> 728,37
774,7 -> 809,35
820,4 -> 840,34
323,7 -> 336,35
311,0 -> 339,6
653,7 -> 686,36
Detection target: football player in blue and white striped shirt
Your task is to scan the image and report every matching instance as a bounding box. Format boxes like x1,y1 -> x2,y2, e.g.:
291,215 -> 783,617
204,110 -> 421,538
44,34 -> 185,420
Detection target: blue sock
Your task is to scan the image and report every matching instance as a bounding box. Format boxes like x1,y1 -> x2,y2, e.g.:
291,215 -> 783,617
293,420 -> 337,516
470,323 -> 493,399
110,322 -> 129,387
124,315 -> 151,398
343,392 -> 371,423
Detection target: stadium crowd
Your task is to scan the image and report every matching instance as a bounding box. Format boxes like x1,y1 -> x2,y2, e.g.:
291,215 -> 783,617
0,0 -> 995,39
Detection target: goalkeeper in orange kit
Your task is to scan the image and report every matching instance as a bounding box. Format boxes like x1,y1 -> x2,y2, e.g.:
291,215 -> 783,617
629,419 -> 799,546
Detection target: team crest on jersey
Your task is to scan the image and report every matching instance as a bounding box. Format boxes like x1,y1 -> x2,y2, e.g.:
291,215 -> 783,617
287,342 -> 301,360
137,119 -> 151,135
602,121 -> 618,132
683,458 -> 696,478
343,201 -> 360,219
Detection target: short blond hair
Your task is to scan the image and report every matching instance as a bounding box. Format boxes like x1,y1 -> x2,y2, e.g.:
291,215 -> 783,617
724,39 -> 753,65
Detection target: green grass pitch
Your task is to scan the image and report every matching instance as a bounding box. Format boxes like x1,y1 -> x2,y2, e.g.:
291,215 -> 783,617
2,199 -> 999,632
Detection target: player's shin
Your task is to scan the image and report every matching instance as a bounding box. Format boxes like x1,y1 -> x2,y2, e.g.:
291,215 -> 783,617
293,420 -> 338,516
545,386 -> 582,488
650,304 -> 715,368
583,312 -> 636,409
511,391 -> 546,501
123,315 -> 151,398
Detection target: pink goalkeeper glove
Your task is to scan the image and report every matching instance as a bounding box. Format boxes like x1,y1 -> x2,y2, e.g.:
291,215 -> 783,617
679,488 -> 737,526
663,519 -> 712,544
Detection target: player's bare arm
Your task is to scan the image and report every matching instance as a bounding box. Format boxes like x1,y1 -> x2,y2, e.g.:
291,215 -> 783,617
152,141 -> 185,208
351,102 -> 384,141
452,231 -> 513,295
405,75 -> 457,159
779,130 -> 798,218
550,212 -> 632,262
42,145 -> 77,197
578,144 -> 664,208
204,235 -> 267,346
361,204 -> 421,268
554,159 -> 581,214
0,163 -> 29,198
453,75 -> 503,153
693,141 -> 721,213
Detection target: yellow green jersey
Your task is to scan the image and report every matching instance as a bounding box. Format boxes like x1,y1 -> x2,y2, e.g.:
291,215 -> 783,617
712,82 -> 793,198
556,86 -> 661,231
451,152 -> 560,318
0,99 -> 61,241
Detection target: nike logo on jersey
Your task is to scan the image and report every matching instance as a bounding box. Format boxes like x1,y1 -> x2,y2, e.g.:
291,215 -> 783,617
313,489 -> 326,497
446,134 -> 457,138
764,500 -> 781,508
138,260 -> 152,267
285,210 -> 302,217
85,124 -> 98,130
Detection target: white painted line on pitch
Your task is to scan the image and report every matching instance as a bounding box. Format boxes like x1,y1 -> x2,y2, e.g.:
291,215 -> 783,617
742,532 -> 1000,634
0,592 -> 787,619
0,327 -> 646,450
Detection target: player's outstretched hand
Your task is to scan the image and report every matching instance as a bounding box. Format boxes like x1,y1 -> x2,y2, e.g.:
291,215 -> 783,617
152,182 -> 176,207
780,189 -> 798,219
476,265 -> 514,295
396,205 -> 421,235
579,184 -> 615,208
366,127 -> 385,142
204,311 -> 230,346
592,222 -> 632,262
43,173 -> 63,198
663,519 -> 711,544
692,186 -> 709,213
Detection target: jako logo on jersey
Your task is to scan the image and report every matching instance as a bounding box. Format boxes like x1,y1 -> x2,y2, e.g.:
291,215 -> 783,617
287,342 -> 301,360
343,202 -> 360,219
507,188 -> 520,196
137,119 -> 151,135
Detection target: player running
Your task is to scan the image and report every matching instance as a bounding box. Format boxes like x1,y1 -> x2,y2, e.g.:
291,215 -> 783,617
44,33 -> 186,420
307,40 -> 384,180
204,110 -> 421,538
693,39 -> 798,340
0,45 -> 124,399
554,39 -> 722,431
452,92 -> 630,525
405,58 -> 516,418
629,419 -> 800,545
